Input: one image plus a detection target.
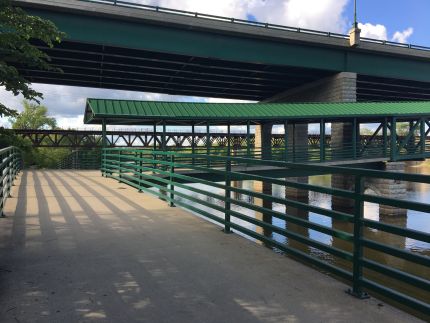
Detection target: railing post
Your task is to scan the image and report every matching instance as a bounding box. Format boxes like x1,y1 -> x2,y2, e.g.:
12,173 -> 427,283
390,117 -> 397,161
0,151 -> 4,217
292,123 -> 296,162
224,157 -> 232,233
352,118 -> 358,159
383,118 -> 388,157
284,120 -> 288,162
247,121 -> 251,158
7,149 -> 12,197
102,119 -> 107,176
191,124 -> 195,165
168,155 -> 175,207
206,122 -> 211,168
348,175 -> 368,299
320,119 -> 325,162
227,124 -> 231,156
118,150 -> 122,181
138,151 -> 143,193
420,117 -> 426,155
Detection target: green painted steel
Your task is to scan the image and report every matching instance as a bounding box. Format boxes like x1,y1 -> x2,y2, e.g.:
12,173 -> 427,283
85,99 -> 430,124
101,148 -> 430,316
0,147 -> 22,216
57,149 -> 101,170
21,3 -> 430,83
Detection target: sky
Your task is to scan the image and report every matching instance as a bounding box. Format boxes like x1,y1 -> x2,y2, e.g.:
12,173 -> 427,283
1,0 -> 428,130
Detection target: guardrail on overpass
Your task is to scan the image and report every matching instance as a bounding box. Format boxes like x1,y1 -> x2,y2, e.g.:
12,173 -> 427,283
81,0 -> 430,52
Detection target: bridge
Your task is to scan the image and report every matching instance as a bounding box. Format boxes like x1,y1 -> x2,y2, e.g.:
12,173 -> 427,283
3,1 -> 430,320
11,0 -> 430,102
9,128 -> 411,149
0,147 -> 429,321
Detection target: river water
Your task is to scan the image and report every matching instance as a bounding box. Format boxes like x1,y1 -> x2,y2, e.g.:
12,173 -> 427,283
172,160 -> 430,307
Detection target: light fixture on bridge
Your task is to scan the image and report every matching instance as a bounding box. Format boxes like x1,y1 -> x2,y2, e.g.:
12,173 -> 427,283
349,0 -> 361,47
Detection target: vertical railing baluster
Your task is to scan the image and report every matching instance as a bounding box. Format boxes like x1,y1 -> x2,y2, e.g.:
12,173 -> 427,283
7,149 -> 12,197
0,151 -> 4,217
420,117 -> 425,156
138,151 -> 143,193
320,119 -> 325,162
348,175 -> 368,299
118,150 -> 122,181
168,155 -> 175,207
224,157 -> 231,233
390,117 -> 397,161
383,118 -> 388,158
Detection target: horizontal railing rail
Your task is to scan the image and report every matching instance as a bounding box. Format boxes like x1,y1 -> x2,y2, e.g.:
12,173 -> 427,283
0,147 -> 22,217
57,149 -> 101,169
78,0 -> 430,52
101,148 -> 430,317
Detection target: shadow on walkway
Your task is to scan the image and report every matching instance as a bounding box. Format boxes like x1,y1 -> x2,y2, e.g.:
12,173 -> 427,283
0,170 -> 420,323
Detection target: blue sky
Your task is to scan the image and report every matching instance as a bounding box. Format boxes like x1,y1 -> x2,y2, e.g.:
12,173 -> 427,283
1,0 -> 429,129
346,0 -> 429,46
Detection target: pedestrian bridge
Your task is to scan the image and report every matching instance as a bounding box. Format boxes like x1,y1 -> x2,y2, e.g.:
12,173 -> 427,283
0,170 -> 424,322
0,147 -> 429,321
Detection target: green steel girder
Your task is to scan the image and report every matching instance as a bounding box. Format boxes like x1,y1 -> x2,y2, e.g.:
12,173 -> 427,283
21,7 -> 430,88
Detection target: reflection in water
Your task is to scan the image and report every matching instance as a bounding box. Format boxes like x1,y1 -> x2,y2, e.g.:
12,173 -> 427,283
174,161 -> 430,305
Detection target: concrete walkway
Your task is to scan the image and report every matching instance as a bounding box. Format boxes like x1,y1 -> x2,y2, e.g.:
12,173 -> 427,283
0,170 -> 421,322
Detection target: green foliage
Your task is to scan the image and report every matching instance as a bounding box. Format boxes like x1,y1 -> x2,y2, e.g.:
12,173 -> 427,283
2,100 -> 67,167
360,127 -> 375,135
396,122 -> 419,136
0,0 -> 64,117
9,100 -> 56,129
32,147 -> 70,168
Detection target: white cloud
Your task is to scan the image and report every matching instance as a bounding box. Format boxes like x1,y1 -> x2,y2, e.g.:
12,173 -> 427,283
392,27 -> 414,44
358,22 -> 388,40
358,23 -> 414,44
1,0 -> 415,131
137,0 -> 349,33
253,0 -> 348,33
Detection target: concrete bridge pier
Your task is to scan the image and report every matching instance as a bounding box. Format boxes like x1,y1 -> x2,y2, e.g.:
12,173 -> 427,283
332,162 -> 407,217
285,123 -> 310,199
267,72 -> 358,199
373,162 -> 407,217
254,123 -> 273,159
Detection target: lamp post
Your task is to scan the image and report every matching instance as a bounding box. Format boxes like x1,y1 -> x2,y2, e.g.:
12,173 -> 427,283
349,0 -> 361,47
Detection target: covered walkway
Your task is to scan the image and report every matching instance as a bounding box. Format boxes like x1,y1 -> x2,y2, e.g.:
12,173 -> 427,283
0,170 -> 419,322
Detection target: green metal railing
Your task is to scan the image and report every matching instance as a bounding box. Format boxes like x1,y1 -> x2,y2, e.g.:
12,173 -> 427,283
101,148 -> 430,316
0,147 -> 22,217
58,149 -> 101,169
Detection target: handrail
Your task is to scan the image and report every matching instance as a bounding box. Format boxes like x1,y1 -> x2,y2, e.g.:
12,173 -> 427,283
77,0 -> 430,53
101,147 -> 430,316
0,147 -> 22,217
57,149 -> 101,169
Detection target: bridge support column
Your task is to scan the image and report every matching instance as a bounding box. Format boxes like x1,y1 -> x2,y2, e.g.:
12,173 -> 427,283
255,123 -> 273,159
282,124 -> 309,198
268,72 -> 357,200
375,162 -> 407,217
332,174 -> 355,211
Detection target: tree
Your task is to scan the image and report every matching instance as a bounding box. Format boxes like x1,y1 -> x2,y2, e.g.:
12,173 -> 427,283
0,0 -> 64,117
10,100 -> 56,129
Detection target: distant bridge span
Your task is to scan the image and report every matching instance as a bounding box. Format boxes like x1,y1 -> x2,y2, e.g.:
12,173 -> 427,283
7,129 -> 396,149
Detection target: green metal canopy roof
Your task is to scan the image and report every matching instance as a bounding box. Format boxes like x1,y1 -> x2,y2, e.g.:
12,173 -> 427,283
84,99 -> 430,125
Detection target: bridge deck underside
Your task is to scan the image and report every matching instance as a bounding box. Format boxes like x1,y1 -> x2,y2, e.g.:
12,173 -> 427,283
0,170 -> 417,322
20,41 -> 333,101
